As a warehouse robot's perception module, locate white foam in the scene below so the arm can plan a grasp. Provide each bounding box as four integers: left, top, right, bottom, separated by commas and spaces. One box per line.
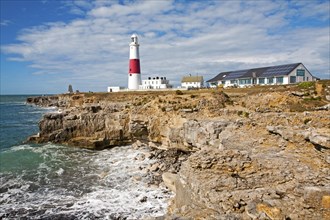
55, 168, 64, 176
0, 145, 172, 219
7, 144, 34, 152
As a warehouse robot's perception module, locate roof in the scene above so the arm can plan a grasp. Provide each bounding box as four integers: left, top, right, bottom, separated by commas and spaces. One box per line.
207, 63, 302, 82
181, 76, 204, 83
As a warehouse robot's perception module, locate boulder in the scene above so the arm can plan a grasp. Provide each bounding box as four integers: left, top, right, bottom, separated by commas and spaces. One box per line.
315, 103, 330, 110
162, 172, 179, 193
308, 132, 330, 148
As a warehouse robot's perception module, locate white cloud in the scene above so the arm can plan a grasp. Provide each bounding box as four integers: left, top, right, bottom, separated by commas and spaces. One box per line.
63, 0, 95, 15
89, 0, 173, 18
1, 0, 329, 92
0, 20, 11, 26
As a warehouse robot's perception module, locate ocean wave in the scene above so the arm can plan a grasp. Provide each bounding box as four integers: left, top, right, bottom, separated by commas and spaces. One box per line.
5, 144, 35, 152
0, 145, 172, 219
0, 102, 26, 106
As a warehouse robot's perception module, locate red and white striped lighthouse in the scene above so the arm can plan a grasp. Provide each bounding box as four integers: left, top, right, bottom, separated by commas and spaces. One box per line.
128, 34, 141, 90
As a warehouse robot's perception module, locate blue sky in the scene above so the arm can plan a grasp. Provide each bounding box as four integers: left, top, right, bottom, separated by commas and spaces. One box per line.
1, 0, 329, 94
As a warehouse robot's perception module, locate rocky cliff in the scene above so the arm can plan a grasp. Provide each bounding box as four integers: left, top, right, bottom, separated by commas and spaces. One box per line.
27, 81, 330, 219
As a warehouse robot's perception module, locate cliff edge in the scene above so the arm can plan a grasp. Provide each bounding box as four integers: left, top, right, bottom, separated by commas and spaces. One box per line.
27, 81, 330, 219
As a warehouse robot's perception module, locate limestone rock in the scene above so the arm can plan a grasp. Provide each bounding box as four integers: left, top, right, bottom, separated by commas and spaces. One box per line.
167, 145, 329, 219
267, 126, 330, 148
129, 119, 149, 140
149, 163, 160, 172
256, 203, 283, 220
162, 172, 179, 193
26, 85, 330, 219
307, 131, 330, 148
315, 103, 330, 110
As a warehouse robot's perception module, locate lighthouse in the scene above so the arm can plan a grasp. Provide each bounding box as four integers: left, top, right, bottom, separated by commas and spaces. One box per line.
128, 34, 142, 90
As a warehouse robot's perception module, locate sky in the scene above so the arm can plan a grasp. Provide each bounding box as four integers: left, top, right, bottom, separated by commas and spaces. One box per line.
0, 0, 329, 94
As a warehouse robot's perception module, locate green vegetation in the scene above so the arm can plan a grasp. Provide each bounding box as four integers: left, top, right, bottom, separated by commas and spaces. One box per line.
298, 81, 315, 89
303, 96, 322, 101
237, 111, 249, 118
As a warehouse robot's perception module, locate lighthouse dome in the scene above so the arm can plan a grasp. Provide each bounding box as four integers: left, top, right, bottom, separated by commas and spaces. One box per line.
130, 34, 138, 44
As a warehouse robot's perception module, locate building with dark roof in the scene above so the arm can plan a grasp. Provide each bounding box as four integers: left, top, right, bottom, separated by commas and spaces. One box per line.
207, 63, 316, 88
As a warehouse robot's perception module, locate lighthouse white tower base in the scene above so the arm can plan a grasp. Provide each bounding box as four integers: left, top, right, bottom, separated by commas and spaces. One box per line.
128, 74, 141, 90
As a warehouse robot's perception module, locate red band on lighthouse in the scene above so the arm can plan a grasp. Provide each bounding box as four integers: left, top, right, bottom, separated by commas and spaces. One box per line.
129, 59, 140, 74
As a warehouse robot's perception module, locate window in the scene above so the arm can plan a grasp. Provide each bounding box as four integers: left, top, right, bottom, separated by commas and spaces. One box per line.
258, 78, 265, 84
230, 80, 237, 84
239, 79, 251, 84
306, 77, 309, 81
276, 77, 283, 84
290, 76, 296, 83
268, 77, 274, 84
221, 81, 225, 84
296, 69, 305, 76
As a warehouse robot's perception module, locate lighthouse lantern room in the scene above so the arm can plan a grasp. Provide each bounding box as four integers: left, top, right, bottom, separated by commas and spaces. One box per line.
128, 34, 142, 90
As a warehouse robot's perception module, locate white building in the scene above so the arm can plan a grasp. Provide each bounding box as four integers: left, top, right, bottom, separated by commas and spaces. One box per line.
107, 86, 125, 92
181, 75, 204, 89
139, 76, 172, 90
207, 63, 317, 88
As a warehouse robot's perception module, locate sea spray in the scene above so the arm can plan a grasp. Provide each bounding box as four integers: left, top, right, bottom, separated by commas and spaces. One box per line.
0, 144, 172, 219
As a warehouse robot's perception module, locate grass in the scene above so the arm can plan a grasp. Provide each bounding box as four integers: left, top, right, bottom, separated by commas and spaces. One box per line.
58, 80, 330, 105
303, 96, 322, 101
237, 111, 249, 118
298, 81, 315, 89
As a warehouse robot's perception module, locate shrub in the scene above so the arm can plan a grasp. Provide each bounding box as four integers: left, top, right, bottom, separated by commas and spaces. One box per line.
303, 118, 312, 124
298, 81, 315, 89
237, 110, 249, 118
176, 90, 184, 95
243, 111, 249, 118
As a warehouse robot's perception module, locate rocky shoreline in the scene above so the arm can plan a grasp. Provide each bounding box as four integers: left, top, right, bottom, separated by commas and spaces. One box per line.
27, 82, 330, 219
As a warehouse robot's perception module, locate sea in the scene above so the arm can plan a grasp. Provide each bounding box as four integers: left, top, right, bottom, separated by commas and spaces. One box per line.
0, 95, 171, 219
